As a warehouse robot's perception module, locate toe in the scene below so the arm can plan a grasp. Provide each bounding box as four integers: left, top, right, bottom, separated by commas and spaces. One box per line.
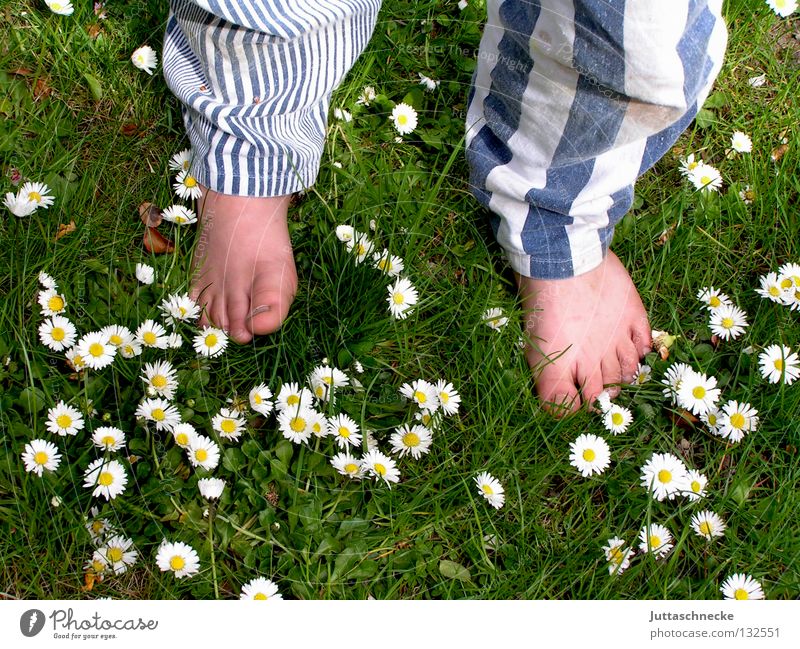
576, 365, 604, 409
227, 294, 254, 344
197, 297, 213, 329
601, 356, 623, 398
535, 365, 582, 416
617, 340, 640, 384
630, 313, 652, 357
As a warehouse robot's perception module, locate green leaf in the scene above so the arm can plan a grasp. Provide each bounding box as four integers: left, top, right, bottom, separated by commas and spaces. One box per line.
84, 73, 103, 102
400, 87, 424, 111
439, 559, 472, 582
694, 108, 716, 129
703, 91, 727, 109
275, 439, 294, 467
17, 386, 46, 413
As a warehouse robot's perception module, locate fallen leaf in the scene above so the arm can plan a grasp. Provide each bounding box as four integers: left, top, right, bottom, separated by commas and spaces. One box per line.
83, 572, 96, 592
771, 143, 788, 162
657, 223, 676, 246
33, 77, 52, 100
138, 201, 163, 227
143, 226, 174, 254
9, 67, 32, 77
120, 122, 138, 136
55, 220, 76, 240
86, 23, 102, 39
668, 409, 698, 430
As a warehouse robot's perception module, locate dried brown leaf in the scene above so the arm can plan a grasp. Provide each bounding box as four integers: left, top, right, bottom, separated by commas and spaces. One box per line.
142, 226, 174, 254
55, 220, 76, 240
138, 201, 162, 227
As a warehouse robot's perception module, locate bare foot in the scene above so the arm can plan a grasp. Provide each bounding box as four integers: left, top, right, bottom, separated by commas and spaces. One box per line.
190, 188, 297, 343
518, 251, 651, 415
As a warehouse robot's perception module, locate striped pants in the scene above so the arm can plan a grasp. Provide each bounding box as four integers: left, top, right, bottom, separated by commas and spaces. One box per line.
163, 1, 727, 280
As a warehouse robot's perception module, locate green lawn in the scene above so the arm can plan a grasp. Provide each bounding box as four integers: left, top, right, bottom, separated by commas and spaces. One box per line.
0, 0, 798, 600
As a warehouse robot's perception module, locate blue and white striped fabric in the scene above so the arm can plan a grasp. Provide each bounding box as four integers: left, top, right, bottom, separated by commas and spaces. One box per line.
162, 0, 380, 197
466, 0, 727, 279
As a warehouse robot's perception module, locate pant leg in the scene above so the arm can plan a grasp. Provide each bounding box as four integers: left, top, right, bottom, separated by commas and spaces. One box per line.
466, 0, 728, 279
162, 0, 381, 197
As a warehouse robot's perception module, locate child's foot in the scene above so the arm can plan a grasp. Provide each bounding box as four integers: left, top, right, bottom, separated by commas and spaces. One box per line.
517, 251, 651, 414
190, 189, 297, 343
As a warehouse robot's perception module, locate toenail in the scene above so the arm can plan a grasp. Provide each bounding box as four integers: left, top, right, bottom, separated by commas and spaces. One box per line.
249, 305, 271, 318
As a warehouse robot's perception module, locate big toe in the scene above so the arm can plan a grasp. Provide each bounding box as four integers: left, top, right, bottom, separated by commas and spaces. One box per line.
247, 289, 292, 336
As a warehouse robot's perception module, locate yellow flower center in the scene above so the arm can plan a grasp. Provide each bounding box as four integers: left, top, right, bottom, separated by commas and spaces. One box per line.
687, 161, 698, 171
91, 521, 104, 533
287, 394, 299, 406
322, 375, 334, 385
98, 472, 114, 487
179, 306, 187, 316
92, 560, 105, 572
769, 286, 780, 297
774, 358, 784, 371
220, 419, 237, 434
440, 392, 450, 404
780, 278, 792, 289
312, 422, 322, 434
481, 484, 493, 495
176, 432, 189, 446
649, 535, 661, 550
721, 317, 734, 329
56, 414, 72, 429
29, 191, 43, 203
344, 462, 358, 474
51, 327, 65, 341
658, 469, 672, 484
692, 386, 706, 399
109, 334, 122, 345
48, 295, 64, 311
253, 593, 268, 600
34, 451, 49, 465
709, 296, 721, 308
397, 115, 408, 125
195, 449, 208, 462
611, 412, 623, 426
102, 435, 116, 448
184, 175, 197, 188
89, 342, 105, 357
734, 588, 749, 600
378, 258, 390, 271
338, 426, 350, 438
151, 375, 167, 388
374, 463, 387, 476
420, 414, 431, 426
691, 480, 702, 493
170, 556, 185, 571
413, 390, 427, 403
700, 175, 712, 185
699, 522, 712, 537
122, 345, 134, 356
253, 394, 262, 404
707, 413, 717, 426
402, 432, 420, 447
143, 331, 157, 345
315, 385, 325, 398
393, 292, 405, 304
290, 417, 306, 433
729, 413, 745, 429
204, 333, 218, 348
609, 547, 623, 563
152, 408, 165, 421
582, 449, 595, 462
107, 547, 123, 563
175, 216, 186, 223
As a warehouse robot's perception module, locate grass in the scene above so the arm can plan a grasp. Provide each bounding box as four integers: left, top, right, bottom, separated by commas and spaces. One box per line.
0, 0, 798, 600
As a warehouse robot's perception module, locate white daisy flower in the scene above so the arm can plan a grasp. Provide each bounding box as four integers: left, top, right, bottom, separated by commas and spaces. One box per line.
187, 435, 220, 471
689, 162, 723, 192
353, 360, 364, 374
37, 271, 57, 289
38, 288, 67, 316
683, 469, 708, 501
46, 401, 84, 436
192, 326, 228, 358
390, 102, 418, 135
85, 514, 114, 545
135, 319, 168, 349
156, 541, 200, 579
210, 407, 245, 442
483, 307, 508, 330
141, 360, 179, 399
717, 400, 758, 443
758, 344, 799, 385
730, 131, 752, 153
766, 0, 797, 18
346, 231, 375, 264
172, 422, 198, 449
135, 263, 155, 285
638, 523, 673, 558
101, 536, 138, 575
275, 381, 314, 412
355, 85, 376, 106
85, 551, 109, 580
389, 424, 433, 459
595, 390, 613, 413
782, 285, 800, 311
158, 293, 201, 325
630, 362, 652, 385
691, 510, 726, 540
335, 224, 355, 242
739, 184, 756, 204
19, 181, 55, 208
240, 577, 282, 600
474, 471, 505, 509
198, 477, 225, 500
568, 434, 611, 477
333, 107, 352, 122
327, 413, 362, 449
362, 449, 401, 486
91, 426, 126, 452
778, 262, 800, 288
387, 276, 418, 319
277, 407, 314, 444
168, 148, 193, 172
330, 451, 364, 479
3, 191, 37, 216
640, 452, 689, 501
458, 0, 469, 9
39, 315, 77, 351
434, 380, 461, 416
414, 410, 442, 430
100, 324, 133, 349
399, 379, 439, 411
676, 369, 720, 415
603, 537, 634, 575
720, 573, 765, 600
162, 204, 197, 225
661, 362, 692, 401
83, 458, 128, 500
22, 439, 61, 476
65, 346, 87, 371
174, 170, 202, 200
755, 272, 787, 303
372, 249, 405, 277
709, 304, 748, 340
119, 339, 143, 358
131, 45, 158, 75
418, 73, 440, 92
135, 397, 181, 432
697, 286, 731, 311
308, 365, 349, 401
249, 383, 274, 416
76, 331, 116, 370
166, 332, 183, 349
700, 408, 724, 437
602, 404, 633, 435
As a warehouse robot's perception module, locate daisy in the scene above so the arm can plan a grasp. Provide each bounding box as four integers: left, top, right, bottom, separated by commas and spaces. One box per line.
308, 365, 349, 401
603, 537, 634, 575
19, 181, 55, 209
717, 400, 758, 443
730, 131, 752, 153
327, 413, 362, 449
249, 383, 274, 416
689, 162, 723, 192
483, 307, 508, 330
697, 286, 731, 311
333, 107, 352, 122
418, 73, 440, 92
161, 204, 197, 225
101, 536, 138, 575
355, 85, 376, 106
136, 319, 168, 349
83, 458, 128, 500
172, 422, 198, 448
362, 449, 401, 486
782, 285, 800, 311
778, 261, 800, 287
277, 407, 315, 444
167, 332, 183, 349
709, 304, 748, 340
630, 362, 652, 385
85, 513, 114, 545
661, 362, 692, 401
212, 407, 246, 442
135, 263, 155, 285
330, 451, 364, 479
474, 471, 505, 509
240, 577, 282, 600
720, 573, 765, 600
46, 401, 84, 436
119, 339, 143, 359
168, 148, 192, 172
156, 541, 200, 579
22, 439, 61, 476
91, 426, 126, 452
602, 404, 633, 435
335, 224, 355, 242
346, 232, 374, 264
399, 379, 439, 411
275, 381, 314, 412
159, 293, 201, 325
676, 369, 720, 415
640, 452, 689, 502
389, 424, 433, 459
65, 346, 87, 371
568, 434, 611, 477
193, 326, 228, 358
44, 0, 74, 15
38, 288, 67, 316
390, 102, 418, 135
387, 276, 418, 319
131, 45, 158, 74
766, 0, 797, 18
434, 380, 461, 416
38, 271, 57, 289
700, 408, 723, 436
691, 510, 726, 540
756, 272, 787, 303
3, 192, 37, 216
141, 360, 179, 399
458, 0, 468, 9
39, 315, 77, 351
100, 324, 132, 349
197, 477, 225, 500
758, 344, 799, 385
76, 331, 116, 370
188, 435, 220, 471
372, 249, 405, 277
679, 153, 701, 177
85, 551, 109, 580
135, 397, 181, 432
738, 184, 756, 205
174, 170, 202, 200
683, 469, 708, 501
638, 523, 673, 558
595, 390, 613, 413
